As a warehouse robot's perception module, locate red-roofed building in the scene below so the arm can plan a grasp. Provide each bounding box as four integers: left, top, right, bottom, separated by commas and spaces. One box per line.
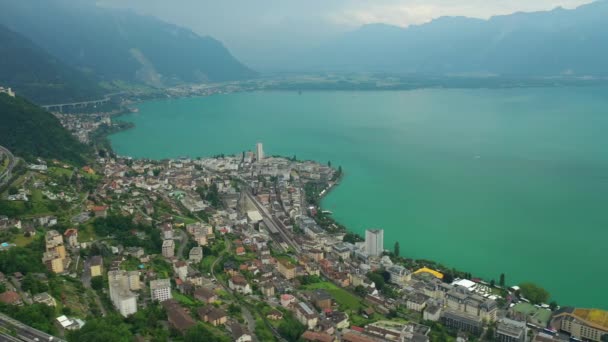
301, 331, 335, 342
92, 206, 108, 218
64, 228, 78, 248
236, 246, 246, 256
0, 291, 22, 305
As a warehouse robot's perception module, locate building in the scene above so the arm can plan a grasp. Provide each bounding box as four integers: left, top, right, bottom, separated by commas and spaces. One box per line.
406, 292, 430, 312
312, 289, 333, 310
441, 309, 483, 336
0, 87, 15, 97
198, 306, 227, 326
278, 259, 296, 280
89, 255, 103, 277
109, 279, 137, 317
365, 229, 384, 257
189, 246, 203, 263
229, 275, 252, 294
295, 302, 319, 330
162, 239, 175, 258
446, 286, 497, 322
256, 142, 264, 161
231, 323, 252, 342
387, 265, 411, 286
162, 299, 196, 334
150, 278, 172, 302
194, 287, 218, 303
42, 230, 68, 274
64, 229, 78, 248
495, 318, 527, 342
108, 270, 139, 291
551, 308, 608, 342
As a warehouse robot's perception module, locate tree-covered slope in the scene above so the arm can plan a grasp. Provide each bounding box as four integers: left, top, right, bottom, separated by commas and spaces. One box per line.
0, 0, 256, 86
0, 24, 104, 104
0, 93, 90, 165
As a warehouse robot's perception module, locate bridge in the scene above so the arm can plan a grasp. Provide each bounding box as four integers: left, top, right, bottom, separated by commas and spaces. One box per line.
40, 92, 126, 112
41, 97, 111, 112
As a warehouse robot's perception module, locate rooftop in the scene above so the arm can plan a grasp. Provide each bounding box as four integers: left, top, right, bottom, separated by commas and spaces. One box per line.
413, 267, 444, 279
573, 308, 608, 330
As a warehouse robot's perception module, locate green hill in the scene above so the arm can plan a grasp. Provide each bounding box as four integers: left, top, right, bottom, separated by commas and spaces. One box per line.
0, 24, 104, 104
0, 0, 256, 86
0, 93, 90, 165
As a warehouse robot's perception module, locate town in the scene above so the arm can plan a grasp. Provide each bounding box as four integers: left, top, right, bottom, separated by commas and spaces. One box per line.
1, 115, 608, 342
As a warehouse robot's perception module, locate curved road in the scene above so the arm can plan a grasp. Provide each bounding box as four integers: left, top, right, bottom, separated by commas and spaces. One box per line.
0, 145, 16, 187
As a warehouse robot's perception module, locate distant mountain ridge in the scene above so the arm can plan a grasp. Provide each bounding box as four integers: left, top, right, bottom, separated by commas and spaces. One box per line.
0, 0, 256, 86
0, 24, 104, 104
303, 0, 608, 76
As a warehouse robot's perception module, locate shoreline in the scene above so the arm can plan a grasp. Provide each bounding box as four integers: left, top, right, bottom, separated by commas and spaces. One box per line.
99, 94, 599, 312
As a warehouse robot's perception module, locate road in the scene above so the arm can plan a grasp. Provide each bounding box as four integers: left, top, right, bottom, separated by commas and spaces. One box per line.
176, 229, 188, 259
244, 191, 301, 254
0, 313, 64, 342
0, 146, 16, 187
80, 257, 107, 317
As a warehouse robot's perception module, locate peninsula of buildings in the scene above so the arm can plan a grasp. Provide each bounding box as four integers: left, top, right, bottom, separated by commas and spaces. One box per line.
1, 128, 607, 342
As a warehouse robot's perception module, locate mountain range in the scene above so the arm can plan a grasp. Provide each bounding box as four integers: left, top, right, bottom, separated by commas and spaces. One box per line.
0, 0, 255, 93
0, 24, 105, 104
297, 0, 608, 76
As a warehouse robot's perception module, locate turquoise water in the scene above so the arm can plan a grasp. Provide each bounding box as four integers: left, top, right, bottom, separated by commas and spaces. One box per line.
110, 88, 608, 308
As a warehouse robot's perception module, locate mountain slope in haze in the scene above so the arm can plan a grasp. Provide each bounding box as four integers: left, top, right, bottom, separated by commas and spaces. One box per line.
305, 0, 608, 76
0, 24, 104, 104
0, 93, 90, 165
0, 0, 256, 86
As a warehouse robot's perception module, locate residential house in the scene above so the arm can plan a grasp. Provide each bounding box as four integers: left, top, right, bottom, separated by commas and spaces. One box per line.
278, 259, 296, 280
295, 302, 319, 330
64, 229, 79, 248
197, 306, 227, 326
194, 287, 217, 304
162, 299, 196, 334
89, 255, 103, 277
229, 275, 252, 295
189, 247, 203, 263
162, 239, 175, 258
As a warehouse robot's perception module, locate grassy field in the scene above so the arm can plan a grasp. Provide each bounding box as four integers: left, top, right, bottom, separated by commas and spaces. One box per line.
303, 281, 365, 311
13, 234, 34, 247
172, 291, 196, 305
78, 223, 97, 242
49, 167, 73, 178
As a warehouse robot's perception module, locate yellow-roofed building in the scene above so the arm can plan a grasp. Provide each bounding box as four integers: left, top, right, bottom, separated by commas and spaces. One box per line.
413, 267, 444, 279
551, 308, 608, 341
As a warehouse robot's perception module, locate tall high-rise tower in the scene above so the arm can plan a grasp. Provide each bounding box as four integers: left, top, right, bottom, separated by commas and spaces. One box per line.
256, 142, 264, 161
365, 229, 384, 257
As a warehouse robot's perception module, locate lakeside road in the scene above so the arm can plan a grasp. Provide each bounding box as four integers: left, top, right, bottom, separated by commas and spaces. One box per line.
0, 145, 16, 187
0, 312, 64, 342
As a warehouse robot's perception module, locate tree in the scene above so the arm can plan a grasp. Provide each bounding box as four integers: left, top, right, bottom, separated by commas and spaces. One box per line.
327, 161, 331, 167
549, 301, 558, 311
91, 276, 104, 291
278, 312, 306, 342
490, 279, 496, 287
394, 241, 400, 257
518, 282, 550, 304
184, 324, 222, 342
67, 315, 133, 342
499, 273, 505, 287
601, 333, 608, 342
485, 326, 495, 341
355, 285, 368, 297
8, 186, 18, 195
367, 272, 385, 290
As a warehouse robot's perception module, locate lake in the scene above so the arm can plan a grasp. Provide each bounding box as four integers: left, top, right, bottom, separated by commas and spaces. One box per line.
110, 88, 608, 308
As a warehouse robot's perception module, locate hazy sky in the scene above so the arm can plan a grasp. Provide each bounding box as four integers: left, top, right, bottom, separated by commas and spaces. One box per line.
99, 0, 594, 68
